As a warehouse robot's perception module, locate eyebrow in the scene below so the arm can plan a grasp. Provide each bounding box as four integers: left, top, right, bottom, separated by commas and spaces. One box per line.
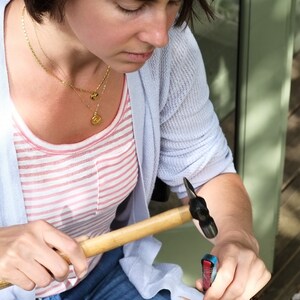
137, 0, 183, 3
131, 0, 179, 4
136, 0, 159, 3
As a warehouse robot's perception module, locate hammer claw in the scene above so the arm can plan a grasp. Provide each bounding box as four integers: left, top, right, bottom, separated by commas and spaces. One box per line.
183, 177, 218, 239
183, 177, 197, 199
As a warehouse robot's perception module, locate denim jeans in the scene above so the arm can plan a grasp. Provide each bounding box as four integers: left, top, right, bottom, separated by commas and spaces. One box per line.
41, 247, 170, 300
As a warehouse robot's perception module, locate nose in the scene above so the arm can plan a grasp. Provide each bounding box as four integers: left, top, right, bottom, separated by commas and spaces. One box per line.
138, 12, 170, 48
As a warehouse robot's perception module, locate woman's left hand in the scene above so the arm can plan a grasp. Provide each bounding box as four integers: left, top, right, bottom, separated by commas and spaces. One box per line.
195, 231, 271, 299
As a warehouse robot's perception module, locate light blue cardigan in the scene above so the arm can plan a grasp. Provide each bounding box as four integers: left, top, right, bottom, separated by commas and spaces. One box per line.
0, 1, 235, 299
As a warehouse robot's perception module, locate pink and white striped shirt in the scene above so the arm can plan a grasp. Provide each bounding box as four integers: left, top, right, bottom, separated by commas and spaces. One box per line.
12, 81, 138, 297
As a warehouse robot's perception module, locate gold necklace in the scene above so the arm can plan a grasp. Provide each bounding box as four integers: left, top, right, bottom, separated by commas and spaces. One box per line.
29, 15, 111, 125
21, 6, 111, 126
21, 6, 110, 101
72, 72, 110, 126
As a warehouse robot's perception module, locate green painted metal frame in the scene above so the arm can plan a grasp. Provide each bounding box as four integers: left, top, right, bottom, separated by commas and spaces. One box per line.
236, 0, 296, 270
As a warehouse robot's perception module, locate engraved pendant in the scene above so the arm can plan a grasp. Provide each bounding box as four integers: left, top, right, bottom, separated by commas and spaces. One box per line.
91, 112, 102, 125
90, 91, 99, 100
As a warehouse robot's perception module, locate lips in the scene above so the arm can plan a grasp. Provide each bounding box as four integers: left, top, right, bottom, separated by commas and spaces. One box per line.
123, 50, 154, 63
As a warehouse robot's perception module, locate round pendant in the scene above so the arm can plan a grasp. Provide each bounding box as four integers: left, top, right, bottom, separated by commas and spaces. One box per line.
90, 92, 99, 100
91, 113, 102, 125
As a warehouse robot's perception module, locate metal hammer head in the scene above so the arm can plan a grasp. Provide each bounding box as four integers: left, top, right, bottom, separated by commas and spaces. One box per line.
183, 177, 218, 239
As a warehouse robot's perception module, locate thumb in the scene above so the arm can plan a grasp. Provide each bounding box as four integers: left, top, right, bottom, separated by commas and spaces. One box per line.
75, 235, 90, 244
195, 278, 204, 292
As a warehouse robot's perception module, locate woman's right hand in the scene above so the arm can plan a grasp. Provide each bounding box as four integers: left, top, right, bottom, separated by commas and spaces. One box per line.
0, 220, 88, 290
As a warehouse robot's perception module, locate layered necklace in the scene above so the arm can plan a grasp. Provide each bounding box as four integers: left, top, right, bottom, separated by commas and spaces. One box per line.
21, 6, 110, 126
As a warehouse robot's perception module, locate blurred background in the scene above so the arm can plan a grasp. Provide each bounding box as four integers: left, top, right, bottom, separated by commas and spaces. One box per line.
150, 0, 300, 298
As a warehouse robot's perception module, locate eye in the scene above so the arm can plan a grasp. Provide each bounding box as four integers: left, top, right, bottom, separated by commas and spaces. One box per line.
168, 0, 182, 7
116, 0, 182, 16
116, 3, 147, 15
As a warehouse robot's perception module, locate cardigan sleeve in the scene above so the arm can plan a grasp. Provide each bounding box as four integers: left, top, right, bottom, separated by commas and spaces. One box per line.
157, 26, 235, 198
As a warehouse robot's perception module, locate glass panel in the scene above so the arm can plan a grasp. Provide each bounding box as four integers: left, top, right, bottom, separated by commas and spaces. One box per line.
191, 0, 240, 152
294, 0, 300, 52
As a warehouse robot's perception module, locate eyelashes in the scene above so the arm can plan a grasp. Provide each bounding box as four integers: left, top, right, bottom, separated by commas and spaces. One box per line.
116, 4, 147, 15
116, 1, 183, 16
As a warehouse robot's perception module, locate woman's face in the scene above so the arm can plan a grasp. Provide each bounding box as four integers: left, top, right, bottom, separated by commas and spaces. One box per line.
64, 0, 182, 73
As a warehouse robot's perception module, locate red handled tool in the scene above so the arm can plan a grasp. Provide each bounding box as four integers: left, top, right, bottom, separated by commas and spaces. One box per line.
201, 254, 218, 292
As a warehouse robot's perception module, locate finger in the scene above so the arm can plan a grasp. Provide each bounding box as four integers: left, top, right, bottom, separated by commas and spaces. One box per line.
240, 260, 271, 299
195, 278, 203, 291
34, 246, 71, 282
221, 257, 271, 300
15, 258, 53, 288
75, 235, 90, 243
0, 234, 54, 288
204, 255, 237, 299
1, 268, 36, 291
43, 229, 88, 278
219, 251, 255, 299
11, 226, 72, 283
2, 254, 50, 290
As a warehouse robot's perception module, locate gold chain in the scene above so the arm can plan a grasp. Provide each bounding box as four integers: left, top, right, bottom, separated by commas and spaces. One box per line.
72, 71, 110, 126
21, 6, 111, 126
21, 6, 110, 101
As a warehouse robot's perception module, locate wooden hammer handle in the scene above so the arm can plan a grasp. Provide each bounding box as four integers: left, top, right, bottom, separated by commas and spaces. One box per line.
0, 205, 192, 290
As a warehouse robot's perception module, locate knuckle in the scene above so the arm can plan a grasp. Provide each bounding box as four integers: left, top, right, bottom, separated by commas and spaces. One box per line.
245, 249, 257, 262
36, 274, 53, 288
21, 280, 36, 291
32, 219, 49, 227
64, 239, 80, 254
254, 257, 268, 274
220, 269, 234, 284
52, 262, 70, 280
0, 250, 15, 266
17, 233, 34, 247
263, 269, 272, 283
73, 258, 88, 278
222, 243, 237, 255
28, 220, 49, 233
255, 258, 265, 269
229, 282, 245, 297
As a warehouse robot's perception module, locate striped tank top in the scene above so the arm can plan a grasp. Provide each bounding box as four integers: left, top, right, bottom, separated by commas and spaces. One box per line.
12, 81, 138, 297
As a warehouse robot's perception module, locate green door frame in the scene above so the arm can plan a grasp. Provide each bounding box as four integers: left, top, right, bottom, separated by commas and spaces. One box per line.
236, 0, 296, 270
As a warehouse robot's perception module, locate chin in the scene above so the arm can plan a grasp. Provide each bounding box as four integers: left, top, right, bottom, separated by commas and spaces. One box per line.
112, 61, 146, 74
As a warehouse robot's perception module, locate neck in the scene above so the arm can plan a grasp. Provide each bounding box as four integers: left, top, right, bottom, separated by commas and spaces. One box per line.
22, 4, 104, 81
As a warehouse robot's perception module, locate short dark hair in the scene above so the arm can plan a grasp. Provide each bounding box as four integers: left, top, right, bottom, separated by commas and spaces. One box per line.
24, 0, 214, 25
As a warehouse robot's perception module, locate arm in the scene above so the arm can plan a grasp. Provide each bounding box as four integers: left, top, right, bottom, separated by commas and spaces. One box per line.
182, 173, 271, 299
157, 27, 270, 298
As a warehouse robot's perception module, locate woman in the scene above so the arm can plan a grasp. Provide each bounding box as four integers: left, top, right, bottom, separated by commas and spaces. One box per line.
0, 0, 271, 299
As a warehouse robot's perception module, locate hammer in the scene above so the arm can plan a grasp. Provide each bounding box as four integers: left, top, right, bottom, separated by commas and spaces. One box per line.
0, 177, 218, 289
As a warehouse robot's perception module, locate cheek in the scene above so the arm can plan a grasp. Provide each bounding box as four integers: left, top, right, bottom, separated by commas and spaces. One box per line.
70, 16, 133, 57
65, 5, 126, 53
74, 24, 123, 56
85, 27, 119, 51
88, 29, 131, 60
